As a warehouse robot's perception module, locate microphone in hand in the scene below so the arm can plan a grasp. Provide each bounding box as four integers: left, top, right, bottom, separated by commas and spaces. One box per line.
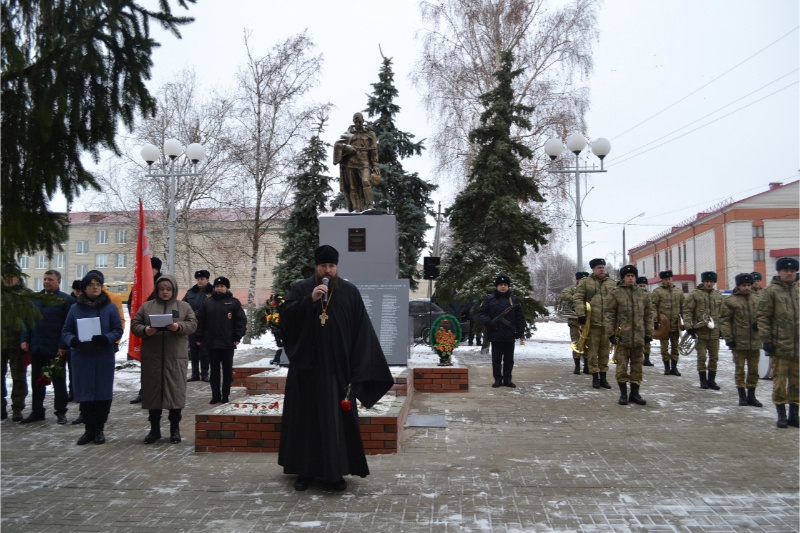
322, 277, 329, 303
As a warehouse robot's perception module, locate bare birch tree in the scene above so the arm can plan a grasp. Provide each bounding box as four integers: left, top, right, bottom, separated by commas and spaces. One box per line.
229, 30, 328, 342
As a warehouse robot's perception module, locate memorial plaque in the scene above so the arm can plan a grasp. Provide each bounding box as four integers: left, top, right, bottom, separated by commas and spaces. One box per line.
352, 279, 409, 365
348, 228, 366, 252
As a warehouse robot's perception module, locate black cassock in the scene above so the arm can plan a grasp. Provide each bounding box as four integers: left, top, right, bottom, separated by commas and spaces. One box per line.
278, 276, 394, 482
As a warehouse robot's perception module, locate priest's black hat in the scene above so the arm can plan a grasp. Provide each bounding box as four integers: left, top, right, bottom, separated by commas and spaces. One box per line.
314, 245, 339, 265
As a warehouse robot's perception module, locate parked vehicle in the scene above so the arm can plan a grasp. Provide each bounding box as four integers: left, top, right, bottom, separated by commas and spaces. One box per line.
409, 298, 470, 343
104, 281, 132, 304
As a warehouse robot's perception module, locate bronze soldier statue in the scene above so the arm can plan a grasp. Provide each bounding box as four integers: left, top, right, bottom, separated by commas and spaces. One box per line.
333, 112, 381, 212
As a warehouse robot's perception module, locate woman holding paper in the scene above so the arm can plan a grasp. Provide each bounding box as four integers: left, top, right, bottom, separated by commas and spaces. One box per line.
61, 271, 123, 445
131, 274, 197, 444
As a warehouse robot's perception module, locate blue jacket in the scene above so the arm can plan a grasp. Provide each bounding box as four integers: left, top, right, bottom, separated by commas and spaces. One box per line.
21, 290, 74, 353
61, 294, 123, 402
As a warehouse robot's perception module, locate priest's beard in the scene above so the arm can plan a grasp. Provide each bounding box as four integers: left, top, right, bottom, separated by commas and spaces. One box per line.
315, 273, 339, 292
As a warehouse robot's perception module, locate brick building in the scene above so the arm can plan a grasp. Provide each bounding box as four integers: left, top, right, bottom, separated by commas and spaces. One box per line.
629, 181, 799, 292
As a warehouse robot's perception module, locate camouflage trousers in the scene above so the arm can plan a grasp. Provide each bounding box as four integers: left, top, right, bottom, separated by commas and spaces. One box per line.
643, 338, 651, 356
732, 349, 760, 389
660, 330, 680, 361
696, 335, 720, 372
771, 357, 799, 405
587, 325, 610, 373
568, 324, 581, 360
613, 344, 644, 385
1, 347, 28, 415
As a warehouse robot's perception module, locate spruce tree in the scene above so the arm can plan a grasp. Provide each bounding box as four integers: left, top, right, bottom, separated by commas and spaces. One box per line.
272, 116, 334, 294
436, 51, 551, 330
364, 54, 437, 291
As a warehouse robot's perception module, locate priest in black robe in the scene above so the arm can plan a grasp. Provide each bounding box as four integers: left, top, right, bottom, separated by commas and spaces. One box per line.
278, 245, 394, 492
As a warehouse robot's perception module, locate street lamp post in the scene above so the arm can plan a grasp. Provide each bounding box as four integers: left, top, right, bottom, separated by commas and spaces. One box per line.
622, 212, 645, 265
545, 133, 610, 269
141, 139, 206, 275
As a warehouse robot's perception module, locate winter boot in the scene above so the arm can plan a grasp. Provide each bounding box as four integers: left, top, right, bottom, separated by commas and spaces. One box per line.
169, 409, 182, 444
663, 360, 671, 375
643, 354, 654, 366
746, 387, 762, 407
94, 424, 106, 445
629, 383, 647, 405
144, 410, 162, 444
77, 424, 95, 446
699, 371, 708, 389
201, 373, 209, 382
670, 360, 681, 376
502, 378, 517, 388
618, 382, 628, 405
707, 371, 720, 390
573, 359, 581, 375
582, 357, 590, 374
592, 373, 601, 389
492, 378, 502, 388
788, 404, 799, 428
776, 404, 788, 428
737, 387, 748, 406
599, 372, 612, 389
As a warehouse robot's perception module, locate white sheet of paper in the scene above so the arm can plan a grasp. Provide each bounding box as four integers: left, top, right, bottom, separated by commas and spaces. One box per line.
76, 317, 101, 342
149, 314, 174, 328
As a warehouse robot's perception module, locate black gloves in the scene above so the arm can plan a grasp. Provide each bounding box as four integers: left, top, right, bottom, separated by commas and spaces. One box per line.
644, 335, 653, 344
687, 328, 697, 339
763, 342, 776, 354
69, 338, 81, 348
752, 323, 759, 332
726, 339, 736, 350
92, 335, 110, 347
608, 334, 617, 345
578, 316, 587, 325
653, 322, 659, 331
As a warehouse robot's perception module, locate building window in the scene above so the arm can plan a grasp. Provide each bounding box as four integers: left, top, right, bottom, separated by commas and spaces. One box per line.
95, 254, 109, 268
34, 278, 43, 291
76, 264, 88, 278
682, 282, 689, 293
677, 247, 681, 268
77, 240, 89, 254
35, 254, 48, 269
54, 253, 65, 269
753, 249, 766, 262
683, 243, 687, 264
116, 229, 128, 244
96, 230, 108, 245
18, 255, 29, 269
752, 225, 764, 238
115, 254, 127, 268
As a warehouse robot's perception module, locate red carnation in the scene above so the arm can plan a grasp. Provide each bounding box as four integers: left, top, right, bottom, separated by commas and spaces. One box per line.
340, 399, 351, 412
37, 375, 51, 386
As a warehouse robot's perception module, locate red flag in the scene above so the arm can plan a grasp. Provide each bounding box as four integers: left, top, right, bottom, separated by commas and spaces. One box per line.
128, 201, 154, 361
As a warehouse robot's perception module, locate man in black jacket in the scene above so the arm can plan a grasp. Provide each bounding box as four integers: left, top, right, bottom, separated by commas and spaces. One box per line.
476, 275, 526, 388
182, 269, 213, 382
195, 276, 247, 404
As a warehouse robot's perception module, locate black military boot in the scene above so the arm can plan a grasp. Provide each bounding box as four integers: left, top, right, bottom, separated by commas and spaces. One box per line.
582, 357, 590, 374
94, 424, 106, 445
629, 383, 647, 405
77, 424, 95, 446
746, 387, 762, 407
618, 382, 628, 405
737, 387, 747, 406
492, 377, 502, 388
663, 360, 671, 375
776, 404, 788, 428
168, 409, 182, 443
670, 360, 681, 376
599, 372, 612, 389
573, 359, 581, 375
592, 373, 601, 389
144, 410, 162, 444
699, 371, 708, 389
707, 371, 720, 390
643, 354, 654, 366
788, 404, 799, 427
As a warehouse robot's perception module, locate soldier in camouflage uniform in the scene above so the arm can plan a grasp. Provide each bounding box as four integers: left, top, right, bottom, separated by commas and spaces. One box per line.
650, 270, 685, 376
637, 277, 655, 366
1, 264, 30, 421
750, 271, 773, 379
683, 271, 724, 391
756, 257, 799, 429
606, 265, 653, 406
573, 258, 616, 390
558, 271, 589, 375
720, 273, 762, 407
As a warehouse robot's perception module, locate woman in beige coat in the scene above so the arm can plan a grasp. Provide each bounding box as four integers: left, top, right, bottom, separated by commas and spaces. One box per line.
131, 275, 197, 444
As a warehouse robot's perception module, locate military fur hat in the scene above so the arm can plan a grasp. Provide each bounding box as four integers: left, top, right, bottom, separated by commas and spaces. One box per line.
588, 258, 605, 269
735, 273, 754, 286
619, 265, 638, 278
2, 262, 21, 277
314, 245, 339, 265
776, 257, 799, 271
494, 275, 511, 287
700, 271, 717, 283
151, 256, 162, 271
659, 270, 673, 279
636, 276, 648, 285
71, 279, 82, 291
575, 271, 589, 280
750, 271, 762, 281
213, 276, 230, 289
194, 269, 211, 279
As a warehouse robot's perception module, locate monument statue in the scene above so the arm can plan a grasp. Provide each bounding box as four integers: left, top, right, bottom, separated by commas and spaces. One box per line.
333, 112, 381, 212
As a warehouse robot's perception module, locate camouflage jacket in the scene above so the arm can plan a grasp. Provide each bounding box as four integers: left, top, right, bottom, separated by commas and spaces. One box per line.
604, 281, 654, 347
682, 284, 724, 341
719, 287, 760, 351
558, 285, 578, 326
757, 277, 799, 360
573, 274, 615, 328
650, 284, 684, 331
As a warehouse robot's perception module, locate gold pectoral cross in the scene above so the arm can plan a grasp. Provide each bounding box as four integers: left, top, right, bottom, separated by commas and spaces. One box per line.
320, 311, 328, 326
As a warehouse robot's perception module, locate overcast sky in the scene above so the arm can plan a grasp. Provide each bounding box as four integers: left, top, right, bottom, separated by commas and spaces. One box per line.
72, 0, 799, 268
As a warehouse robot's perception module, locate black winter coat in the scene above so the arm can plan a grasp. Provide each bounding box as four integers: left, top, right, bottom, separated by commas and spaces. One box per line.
182, 284, 213, 313
195, 291, 247, 350
476, 290, 525, 343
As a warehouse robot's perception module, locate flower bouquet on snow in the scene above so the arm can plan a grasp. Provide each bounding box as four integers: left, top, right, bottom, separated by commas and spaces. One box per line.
37, 354, 64, 386
433, 325, 458, 367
